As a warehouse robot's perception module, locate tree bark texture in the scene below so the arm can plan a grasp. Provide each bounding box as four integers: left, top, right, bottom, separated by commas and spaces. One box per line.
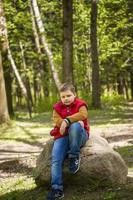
0, 52, 10, 123
130, 71, 133, 99
0, 0, 10, 123
31, 0, 61, 90
62, 0, 73, 83
4, 66, 14, 117
30, 3, 49, 98
90, 0, 101, 108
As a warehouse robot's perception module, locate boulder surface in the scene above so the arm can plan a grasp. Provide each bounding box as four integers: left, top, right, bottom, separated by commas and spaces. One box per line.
35, 134, 128, 187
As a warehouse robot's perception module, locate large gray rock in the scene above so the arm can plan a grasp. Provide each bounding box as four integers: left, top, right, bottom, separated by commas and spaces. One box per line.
34, 134, 128, 187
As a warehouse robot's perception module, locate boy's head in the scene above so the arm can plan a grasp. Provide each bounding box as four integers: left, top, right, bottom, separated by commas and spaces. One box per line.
59, 83, 76, 106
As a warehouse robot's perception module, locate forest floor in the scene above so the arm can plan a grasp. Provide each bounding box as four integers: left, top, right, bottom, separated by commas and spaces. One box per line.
0, 102, 133, 200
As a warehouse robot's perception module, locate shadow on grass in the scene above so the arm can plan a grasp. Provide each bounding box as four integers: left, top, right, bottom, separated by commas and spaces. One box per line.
90, 107, 133, 125
17, 125, 45, 148
0, 186, 46, 200
0, 159, 35, 177
16, 112, 52, 125
0, 124, 48, 148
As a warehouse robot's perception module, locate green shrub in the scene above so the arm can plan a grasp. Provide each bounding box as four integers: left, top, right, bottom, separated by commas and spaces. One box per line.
34, 96, 58, 113
101, 93, 125, 108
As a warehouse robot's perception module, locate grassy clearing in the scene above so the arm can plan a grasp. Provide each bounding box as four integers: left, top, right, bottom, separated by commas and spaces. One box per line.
0, 103, 133, 200
0, 103, 132, 143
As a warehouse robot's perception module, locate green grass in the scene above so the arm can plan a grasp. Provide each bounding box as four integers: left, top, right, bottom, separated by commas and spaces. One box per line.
0, 178, 133, 200
116, 146, 133, 168
89, 104, 133, 126
0, 103, 133, 200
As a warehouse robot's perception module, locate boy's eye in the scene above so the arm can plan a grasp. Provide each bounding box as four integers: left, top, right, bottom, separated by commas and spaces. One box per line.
61, 94, 71, 98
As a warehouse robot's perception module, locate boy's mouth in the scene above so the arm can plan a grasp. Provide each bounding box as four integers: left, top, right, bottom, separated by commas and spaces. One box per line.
64, 101, 70, 104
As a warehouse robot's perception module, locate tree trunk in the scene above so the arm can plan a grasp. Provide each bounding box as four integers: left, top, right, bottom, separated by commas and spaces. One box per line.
0, 52, 10, 123
31, 0, 61, 90
90, 0, 101, 108
130, 71, 133, 99
116, 73, 124, 95
29, 1, 41, 54
62, 0, 73, 83
8, 48, 27, 96
0, 0, 10, 123
8, 47, 32, 118
19, 41, 33, 112
30, 3, 49, 99
123, 74, 129, 100
4, 66, 14, 117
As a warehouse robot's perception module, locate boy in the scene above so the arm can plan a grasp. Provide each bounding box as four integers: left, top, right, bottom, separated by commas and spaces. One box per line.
46, 83, 90, 200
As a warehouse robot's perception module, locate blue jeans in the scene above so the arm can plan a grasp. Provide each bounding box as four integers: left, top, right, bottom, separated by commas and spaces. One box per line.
51, 122, 89, 191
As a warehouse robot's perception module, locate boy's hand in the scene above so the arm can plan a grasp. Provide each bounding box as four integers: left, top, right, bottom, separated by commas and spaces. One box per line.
60, 120, 67, 135
78, 121, 84, 128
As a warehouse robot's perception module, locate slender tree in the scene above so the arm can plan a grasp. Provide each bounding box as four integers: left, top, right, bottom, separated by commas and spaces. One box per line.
19, 41, 33, 108
31, 0, 61, 90
90, 0, 101, 108
30, 2, 49, 98
8, 47, 32, 117
62, 0, 73, 83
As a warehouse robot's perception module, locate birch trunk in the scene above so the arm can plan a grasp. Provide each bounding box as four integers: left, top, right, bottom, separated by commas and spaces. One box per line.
8, 47, 33, 117
30, 3, 49, 98
8, 47, 27, 96
30, 2, 41, 54
0, 0, 27, 97
19, 41, 33, 115
31, 0, 61, 90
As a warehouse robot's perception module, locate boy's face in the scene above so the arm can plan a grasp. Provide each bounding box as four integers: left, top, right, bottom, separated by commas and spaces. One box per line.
60, 90, 76, 106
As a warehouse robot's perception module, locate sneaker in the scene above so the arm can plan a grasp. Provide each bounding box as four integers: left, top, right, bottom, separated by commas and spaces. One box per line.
69, 156, 81, 174
46, 189, 64, 200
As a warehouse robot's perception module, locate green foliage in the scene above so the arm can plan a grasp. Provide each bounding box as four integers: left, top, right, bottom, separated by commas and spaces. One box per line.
99, 0, 132, 89
101, 93, 125, 107
2, 0, 132, 113
103, 191, 120, 200
34, 96, 58, 113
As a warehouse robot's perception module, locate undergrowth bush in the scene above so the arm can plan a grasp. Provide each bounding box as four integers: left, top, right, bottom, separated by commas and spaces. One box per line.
35, 96, 58, 113
101, 93, 125, 108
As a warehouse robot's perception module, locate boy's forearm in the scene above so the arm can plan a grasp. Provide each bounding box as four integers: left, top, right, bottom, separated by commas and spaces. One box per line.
52, 110, 63, 127
67, 106, 88, 123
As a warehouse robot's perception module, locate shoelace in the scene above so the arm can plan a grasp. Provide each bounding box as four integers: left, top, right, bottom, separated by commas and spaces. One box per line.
75, 159, 79, 165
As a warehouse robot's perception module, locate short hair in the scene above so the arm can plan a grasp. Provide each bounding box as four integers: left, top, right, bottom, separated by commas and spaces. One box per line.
59, 83, 75, 94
